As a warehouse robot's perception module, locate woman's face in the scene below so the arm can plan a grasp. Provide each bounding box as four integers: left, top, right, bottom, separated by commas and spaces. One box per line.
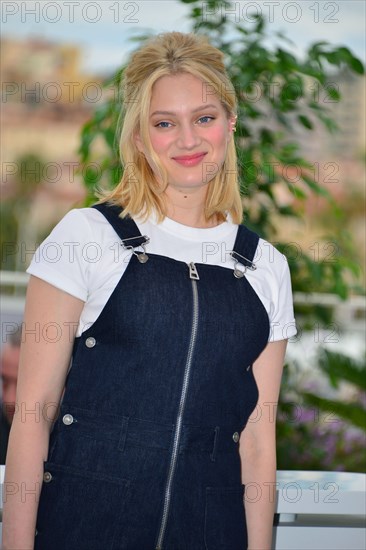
136, 72, 235, 194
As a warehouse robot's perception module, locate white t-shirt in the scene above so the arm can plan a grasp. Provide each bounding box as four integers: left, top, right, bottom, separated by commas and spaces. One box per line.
26, 208, 297, 341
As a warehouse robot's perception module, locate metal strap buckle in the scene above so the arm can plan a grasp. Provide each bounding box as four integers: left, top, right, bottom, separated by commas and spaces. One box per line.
121, 235, 150, 264
121, 235, 150, 246
229, 251, 257, 278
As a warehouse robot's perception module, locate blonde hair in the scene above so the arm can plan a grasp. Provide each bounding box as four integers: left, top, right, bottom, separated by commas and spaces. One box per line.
99, 32, 243, 224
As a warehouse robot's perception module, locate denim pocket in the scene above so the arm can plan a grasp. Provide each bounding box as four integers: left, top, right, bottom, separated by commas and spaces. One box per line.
35, 461, 130, 550
204, 485, 247, 550
48, 406, 129, 483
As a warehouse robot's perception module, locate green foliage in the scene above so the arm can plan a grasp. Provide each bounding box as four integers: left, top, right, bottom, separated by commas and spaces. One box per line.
302, 350, 366, 430
277, 351, 366, 472
79, 81, 123, 200
1, 153, 46, 272
302, 393, 365, 430
0, 203, 18, 271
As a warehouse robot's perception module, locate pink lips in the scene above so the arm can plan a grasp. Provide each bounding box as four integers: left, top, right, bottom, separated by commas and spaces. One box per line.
172, 152, 207, 167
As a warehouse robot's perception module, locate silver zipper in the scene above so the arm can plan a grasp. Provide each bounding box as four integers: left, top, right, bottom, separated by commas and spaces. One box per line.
155, 263, 200, 549
188, 261, 200, 280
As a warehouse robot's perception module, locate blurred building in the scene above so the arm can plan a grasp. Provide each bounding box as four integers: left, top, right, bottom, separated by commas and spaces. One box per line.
264, 69, 366, 278
1, 37, 111, 233
292, 70, 366, 161
327, 70, 366, 157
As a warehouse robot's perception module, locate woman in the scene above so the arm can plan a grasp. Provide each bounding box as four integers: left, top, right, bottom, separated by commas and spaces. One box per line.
3, 32, 297, 550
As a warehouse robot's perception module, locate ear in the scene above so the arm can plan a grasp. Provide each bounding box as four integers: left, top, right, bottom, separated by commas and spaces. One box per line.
228, 114, 237, 134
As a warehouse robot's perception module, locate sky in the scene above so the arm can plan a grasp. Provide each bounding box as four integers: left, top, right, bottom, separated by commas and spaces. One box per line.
1, 0, 365, 75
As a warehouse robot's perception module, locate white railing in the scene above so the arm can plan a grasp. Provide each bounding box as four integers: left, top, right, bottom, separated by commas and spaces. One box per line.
0, 271, 29, 287
273, 470, 366, 549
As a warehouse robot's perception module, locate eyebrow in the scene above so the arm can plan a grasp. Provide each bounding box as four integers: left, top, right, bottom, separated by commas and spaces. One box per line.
150, 104, 219, 118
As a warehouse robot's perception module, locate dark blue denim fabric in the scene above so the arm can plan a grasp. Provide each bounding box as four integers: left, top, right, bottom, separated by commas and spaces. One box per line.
34, 204, 270, 550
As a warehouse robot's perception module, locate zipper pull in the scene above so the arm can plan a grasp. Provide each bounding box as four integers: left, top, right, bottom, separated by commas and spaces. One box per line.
188, 262, 200, 280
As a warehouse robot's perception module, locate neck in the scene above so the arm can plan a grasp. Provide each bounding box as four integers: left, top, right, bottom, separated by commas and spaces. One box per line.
163, 187, 219, 228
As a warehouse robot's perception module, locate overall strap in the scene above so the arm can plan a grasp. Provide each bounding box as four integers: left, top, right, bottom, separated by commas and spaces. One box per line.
92, 203, 149, 248
231, 224, 260, 270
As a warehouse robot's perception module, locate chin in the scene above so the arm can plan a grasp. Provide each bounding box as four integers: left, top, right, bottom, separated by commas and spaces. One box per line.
172, 179, 212, 191
170, 172, 217, 188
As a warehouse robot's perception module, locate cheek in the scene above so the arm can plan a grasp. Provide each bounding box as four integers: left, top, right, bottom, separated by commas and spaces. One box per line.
150, 132, 171, 154
209, 126, 229, 148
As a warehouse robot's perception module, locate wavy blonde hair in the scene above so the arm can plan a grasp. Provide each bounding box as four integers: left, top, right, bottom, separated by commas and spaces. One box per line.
99, 32, 243, 224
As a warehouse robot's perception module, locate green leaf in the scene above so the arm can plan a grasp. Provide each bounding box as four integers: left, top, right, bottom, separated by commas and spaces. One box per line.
338, 47, 365, 74
318, 113, 338, 133
298, 115, 313, 130
285, 183, 307, 200
103, 128, 117, 149
277, 205, 298, 217
349, 57, 365, 74
303, 393, 366, 431
302, 175, 331, 197
325, 85, 341, 102
319, 350, 366, 390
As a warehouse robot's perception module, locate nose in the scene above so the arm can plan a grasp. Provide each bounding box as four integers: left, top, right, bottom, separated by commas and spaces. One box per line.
176, 122, 201, 150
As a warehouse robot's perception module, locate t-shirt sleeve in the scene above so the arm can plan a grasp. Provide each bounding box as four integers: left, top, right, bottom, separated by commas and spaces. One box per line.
270, 258, 297, 342
26, 209, 93, 301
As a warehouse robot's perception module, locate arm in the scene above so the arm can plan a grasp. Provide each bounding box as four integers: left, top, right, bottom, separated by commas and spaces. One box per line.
240, 339, 287, 550
2, 276, 84, 550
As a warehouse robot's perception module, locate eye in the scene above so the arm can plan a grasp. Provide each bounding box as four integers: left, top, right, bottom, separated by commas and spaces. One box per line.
155, 121, 173, 128
197, 115, 215, 124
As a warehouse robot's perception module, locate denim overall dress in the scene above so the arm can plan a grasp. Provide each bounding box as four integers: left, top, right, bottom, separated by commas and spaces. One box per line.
34, 203, 270, 550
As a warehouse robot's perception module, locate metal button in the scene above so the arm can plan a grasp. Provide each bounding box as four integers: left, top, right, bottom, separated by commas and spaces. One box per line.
246, 365, 251, 371
232, 432, 240, 443
85, 336, 96, 348
62, 413, 74, 425
43, 471, 52, 483
35, 529, 38, 536
137, 252, 149, 263
233, 268, 245, 279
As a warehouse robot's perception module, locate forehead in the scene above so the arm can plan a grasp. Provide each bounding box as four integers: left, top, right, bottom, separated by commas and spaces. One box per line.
150, 73, 224, 111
